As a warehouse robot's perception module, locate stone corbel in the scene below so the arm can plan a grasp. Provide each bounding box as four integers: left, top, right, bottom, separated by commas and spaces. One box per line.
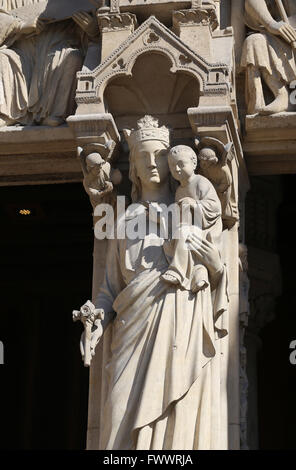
188, 106, 249, 229
173, 3, 218, 61
67, 113, 120, 158
67, 113, 121, 209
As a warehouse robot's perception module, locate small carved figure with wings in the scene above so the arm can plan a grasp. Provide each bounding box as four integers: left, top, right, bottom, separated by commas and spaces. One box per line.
79, 142, 122, 208
195, 137, 238, 228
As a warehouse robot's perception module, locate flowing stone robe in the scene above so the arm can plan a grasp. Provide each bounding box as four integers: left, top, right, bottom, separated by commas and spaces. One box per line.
28, 21, 85, 124
241, 0, 296, 86
0, 9, 32, 123
95, 203, 228, 450
0, 7, 85, 125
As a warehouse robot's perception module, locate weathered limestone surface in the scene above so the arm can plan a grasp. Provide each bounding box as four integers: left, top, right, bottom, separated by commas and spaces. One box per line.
1, 0, 296, 451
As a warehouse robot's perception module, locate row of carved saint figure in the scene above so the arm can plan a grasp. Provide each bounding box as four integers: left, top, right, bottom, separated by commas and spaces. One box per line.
1, 0, 296, 127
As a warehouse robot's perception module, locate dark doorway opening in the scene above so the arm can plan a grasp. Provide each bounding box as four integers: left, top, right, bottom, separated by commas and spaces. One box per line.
247, 175, 296, 449
0, 183, 93, 449
257, 174, 296, 449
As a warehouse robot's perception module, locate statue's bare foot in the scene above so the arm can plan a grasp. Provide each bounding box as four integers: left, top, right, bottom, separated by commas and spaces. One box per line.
42, 116, 64, 127
161, 272, 180, 285
191, 279, 208, 294
259, 88, 289, 115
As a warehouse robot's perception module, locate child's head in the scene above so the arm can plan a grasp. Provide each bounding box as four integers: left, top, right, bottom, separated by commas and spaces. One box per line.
198, 147, 218, 170
168, 145, 197, 182
86, 152, 105, 172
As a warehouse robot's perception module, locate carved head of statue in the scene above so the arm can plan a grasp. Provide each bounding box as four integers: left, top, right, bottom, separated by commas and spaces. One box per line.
86, 153, 105, 169
124, 116, 170, 202
168, 145, 197, 183
198, 147, 219, 170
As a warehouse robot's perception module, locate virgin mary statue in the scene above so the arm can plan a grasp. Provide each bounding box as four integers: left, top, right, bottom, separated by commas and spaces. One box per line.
89, 116, 229, 450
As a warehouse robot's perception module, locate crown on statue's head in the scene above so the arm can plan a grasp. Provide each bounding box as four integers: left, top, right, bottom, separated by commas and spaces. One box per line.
123, 116, 170, 150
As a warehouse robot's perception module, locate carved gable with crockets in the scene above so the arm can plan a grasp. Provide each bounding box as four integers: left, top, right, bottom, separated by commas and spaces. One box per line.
76, 15, 231, 108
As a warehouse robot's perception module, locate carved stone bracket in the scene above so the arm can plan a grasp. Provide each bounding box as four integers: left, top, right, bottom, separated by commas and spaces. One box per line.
67, 113, 121, 210
67, 113, 120, 160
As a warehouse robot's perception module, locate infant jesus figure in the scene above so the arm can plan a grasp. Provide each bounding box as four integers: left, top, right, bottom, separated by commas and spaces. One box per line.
161, 145, 223, 293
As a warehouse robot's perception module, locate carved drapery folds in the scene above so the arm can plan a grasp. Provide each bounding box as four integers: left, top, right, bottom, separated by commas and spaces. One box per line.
0, 1, 99, 128
68, 0, 250, 451
240, 0, 296, 116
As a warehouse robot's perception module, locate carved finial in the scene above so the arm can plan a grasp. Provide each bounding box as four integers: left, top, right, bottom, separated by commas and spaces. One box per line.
137, 115, 159, 129
123, 115, 170, 150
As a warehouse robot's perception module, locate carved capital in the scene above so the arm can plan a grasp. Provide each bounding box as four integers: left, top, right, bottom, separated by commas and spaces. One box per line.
173, 7, 218, 34
97, 13, 137, 33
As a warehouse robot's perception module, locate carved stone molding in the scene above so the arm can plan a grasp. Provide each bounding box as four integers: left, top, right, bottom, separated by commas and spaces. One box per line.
243, 113, 296, 175
97, 12, 137, 33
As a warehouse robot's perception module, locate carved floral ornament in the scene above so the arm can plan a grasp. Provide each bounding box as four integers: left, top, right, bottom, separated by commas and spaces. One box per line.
172, 8, 219, 31
97, 12, 138, 33
76, 16, 230, 105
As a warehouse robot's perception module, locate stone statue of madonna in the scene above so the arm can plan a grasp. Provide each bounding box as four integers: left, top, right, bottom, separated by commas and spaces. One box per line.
82, 116, 229, 450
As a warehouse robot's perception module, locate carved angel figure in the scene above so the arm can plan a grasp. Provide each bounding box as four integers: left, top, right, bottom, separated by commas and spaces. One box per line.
241, 0, 296, 115
80, 143, 122, 208
196, 137, 237, 227
0, 1, 98, 127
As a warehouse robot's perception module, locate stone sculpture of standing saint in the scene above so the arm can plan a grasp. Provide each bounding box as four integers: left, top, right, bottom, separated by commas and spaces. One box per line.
241, 0, 296, 115
80, 116, 229, 450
